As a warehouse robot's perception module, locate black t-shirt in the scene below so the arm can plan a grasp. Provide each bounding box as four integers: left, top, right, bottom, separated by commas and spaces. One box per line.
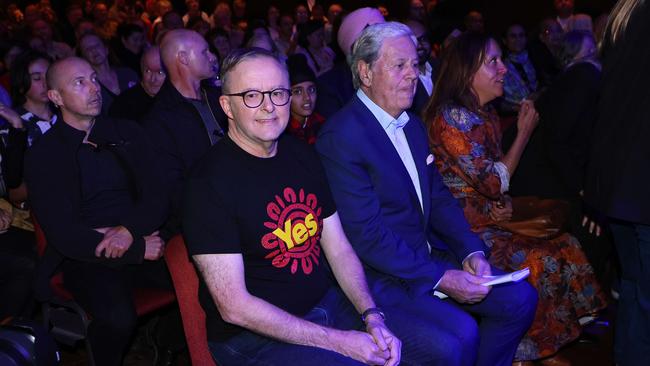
184, 135, 336, 341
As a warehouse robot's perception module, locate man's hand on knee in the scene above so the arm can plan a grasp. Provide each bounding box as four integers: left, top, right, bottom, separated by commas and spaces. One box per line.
365, 318, 401, 366
438, 269, 492, 304
330, 329, 392, 365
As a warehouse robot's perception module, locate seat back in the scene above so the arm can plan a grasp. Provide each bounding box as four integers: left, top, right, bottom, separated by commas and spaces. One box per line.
164, 235, 216, 366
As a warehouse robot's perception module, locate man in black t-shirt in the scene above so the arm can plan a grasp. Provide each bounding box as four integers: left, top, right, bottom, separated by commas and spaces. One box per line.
183, 48, 401, 366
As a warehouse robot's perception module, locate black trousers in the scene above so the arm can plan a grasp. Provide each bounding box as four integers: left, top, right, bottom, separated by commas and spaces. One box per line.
0, 228, 36, 321
62, 259, 172, 366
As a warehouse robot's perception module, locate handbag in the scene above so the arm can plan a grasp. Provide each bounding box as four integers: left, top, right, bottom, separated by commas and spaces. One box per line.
494, 196, 570, 239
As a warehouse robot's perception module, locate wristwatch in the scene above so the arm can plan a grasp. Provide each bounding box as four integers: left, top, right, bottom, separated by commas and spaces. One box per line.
361, 307, 386, 323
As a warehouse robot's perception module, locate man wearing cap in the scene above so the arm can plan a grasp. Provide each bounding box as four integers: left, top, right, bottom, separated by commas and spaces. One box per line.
315, 7, 384, 118
317, 22, 537, 366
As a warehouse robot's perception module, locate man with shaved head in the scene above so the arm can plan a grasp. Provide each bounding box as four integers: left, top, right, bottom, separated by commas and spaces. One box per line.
109, 46, 167, 121
143, 29, 227, 239
25, 57, 169, 366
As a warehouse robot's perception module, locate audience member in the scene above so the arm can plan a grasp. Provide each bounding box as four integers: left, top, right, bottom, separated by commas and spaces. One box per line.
206, 27, 231, 63
0, 51, 55, 210
184, 46, 401, 366
59, 3, 84, 47
317, 22, 537, 366
501, 23, 538, 114
91, 1, 119, 41
554, 0, 575, 32
210, 2, 232, 31
143, 29, 226, 239
585, 1, 650, 363
24, 56, 168, 366
186, 16, 210, 38
109, 46, 165, 122
315, 7, 384, 118
30, 18, 73, 61
408, 0, 427, 23
285, 54, 324, 145
405, 20, 437, 116
182, 0, 209, 26
425, 31, 606, 365
517, 30, 611, 286
465, 10, 485, 33
114, 23, 146, 74
295, 3, 310, 26
296, 20, 335, 76
528, 18, 563, 89
266, 4, 280, 41
78, 33, 139, 114
274, 13, 295, 57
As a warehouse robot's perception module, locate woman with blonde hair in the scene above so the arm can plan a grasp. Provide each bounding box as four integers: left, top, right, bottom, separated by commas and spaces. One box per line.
585, 1, 650, 364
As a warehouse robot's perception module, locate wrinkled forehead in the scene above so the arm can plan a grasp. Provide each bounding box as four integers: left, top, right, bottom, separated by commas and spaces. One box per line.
230, 56, 288, 88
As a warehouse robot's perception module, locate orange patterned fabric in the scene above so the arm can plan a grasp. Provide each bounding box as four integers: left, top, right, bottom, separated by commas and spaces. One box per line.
429, 104, 606, 360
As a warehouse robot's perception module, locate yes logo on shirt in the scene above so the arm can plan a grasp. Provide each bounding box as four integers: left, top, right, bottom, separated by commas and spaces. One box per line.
261, 187, 323, 275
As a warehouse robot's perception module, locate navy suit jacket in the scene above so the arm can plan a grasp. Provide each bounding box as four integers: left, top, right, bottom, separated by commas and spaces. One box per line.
316, 95, 488, 298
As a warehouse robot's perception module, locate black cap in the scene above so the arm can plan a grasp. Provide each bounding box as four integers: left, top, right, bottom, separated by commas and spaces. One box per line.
287, 54, 316, 86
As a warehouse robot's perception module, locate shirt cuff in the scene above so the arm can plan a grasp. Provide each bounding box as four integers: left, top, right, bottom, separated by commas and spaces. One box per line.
462, 251, 486, 266
494, 162, 510, 193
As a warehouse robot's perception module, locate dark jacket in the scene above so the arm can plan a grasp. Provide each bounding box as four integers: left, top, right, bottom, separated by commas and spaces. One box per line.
108, 83, 155, 123
142, 79, 227, 237
585, 2, 650, 224
507, 62, 601, 199
24, 117, 167, 300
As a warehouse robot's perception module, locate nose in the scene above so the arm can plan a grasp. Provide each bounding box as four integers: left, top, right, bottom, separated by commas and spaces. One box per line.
405, 62, 418, 80
261, 92, 275, 112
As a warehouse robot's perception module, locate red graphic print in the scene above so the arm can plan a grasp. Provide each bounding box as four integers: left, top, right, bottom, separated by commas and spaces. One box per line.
261, 187, 323, 275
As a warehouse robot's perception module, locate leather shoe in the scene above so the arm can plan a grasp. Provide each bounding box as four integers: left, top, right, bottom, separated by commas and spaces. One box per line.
539, 353, 572, 366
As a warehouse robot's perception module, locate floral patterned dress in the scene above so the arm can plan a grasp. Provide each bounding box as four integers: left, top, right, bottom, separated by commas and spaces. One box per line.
428, 103, 607, 360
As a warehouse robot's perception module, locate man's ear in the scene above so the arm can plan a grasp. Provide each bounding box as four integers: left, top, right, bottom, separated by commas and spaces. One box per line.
177, 50, 189, 66
47, 89, 63, 109
219, 94, 234, 120
357, 60, 373, 88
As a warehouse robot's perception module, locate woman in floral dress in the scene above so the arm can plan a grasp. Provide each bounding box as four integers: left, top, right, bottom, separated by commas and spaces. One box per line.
423, 32, 606, 364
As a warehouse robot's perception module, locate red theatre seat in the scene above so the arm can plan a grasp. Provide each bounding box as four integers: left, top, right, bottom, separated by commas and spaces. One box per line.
32, 215, 176, 365
164, 235, 217, 366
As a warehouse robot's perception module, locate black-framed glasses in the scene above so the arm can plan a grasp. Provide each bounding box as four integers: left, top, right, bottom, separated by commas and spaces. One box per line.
225, 88, 291, 108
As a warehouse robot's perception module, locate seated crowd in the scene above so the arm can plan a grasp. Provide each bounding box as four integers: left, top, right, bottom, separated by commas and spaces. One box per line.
0, 1, 646, 366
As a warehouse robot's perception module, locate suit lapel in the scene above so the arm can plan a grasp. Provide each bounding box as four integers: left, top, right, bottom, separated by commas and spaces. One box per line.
353, 97, 427, 217
403, 116, 431, 220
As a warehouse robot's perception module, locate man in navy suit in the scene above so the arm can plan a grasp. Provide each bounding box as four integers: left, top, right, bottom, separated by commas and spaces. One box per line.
316, 22, 537, 366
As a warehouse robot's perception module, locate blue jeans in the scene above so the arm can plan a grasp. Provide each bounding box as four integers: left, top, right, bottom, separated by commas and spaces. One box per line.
609, 221, 650, 366
208, 287, 365, 366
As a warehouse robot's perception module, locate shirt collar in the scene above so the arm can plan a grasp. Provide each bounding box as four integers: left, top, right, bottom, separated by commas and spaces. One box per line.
356, 89, 410, 130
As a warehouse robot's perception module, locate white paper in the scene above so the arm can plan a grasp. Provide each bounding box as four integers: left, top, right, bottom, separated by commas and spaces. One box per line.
433, 268, 530, 299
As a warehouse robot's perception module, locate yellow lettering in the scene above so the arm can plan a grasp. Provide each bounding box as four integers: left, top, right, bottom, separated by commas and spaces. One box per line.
272, 220, 294, 249
305, 213, 318, 236
292, 223, 308, 246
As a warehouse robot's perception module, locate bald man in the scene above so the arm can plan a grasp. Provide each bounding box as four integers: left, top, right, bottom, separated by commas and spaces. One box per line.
315, 7, 385, 118
143, 29, 227, 239
24, 57, 169, 366
109, 46, 167, 121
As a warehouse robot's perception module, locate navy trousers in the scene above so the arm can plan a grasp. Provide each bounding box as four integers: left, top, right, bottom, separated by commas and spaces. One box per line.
609, 220, 650, 366
369, 267, 538, 366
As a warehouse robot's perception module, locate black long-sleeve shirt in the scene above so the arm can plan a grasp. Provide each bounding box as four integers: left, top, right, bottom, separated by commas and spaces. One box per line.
25, 117, 167, 298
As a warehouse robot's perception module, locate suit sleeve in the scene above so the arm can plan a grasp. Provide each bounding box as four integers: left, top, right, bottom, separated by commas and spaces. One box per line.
426, 160, 489, 261
25, 146, 144, 264
316, 128, 453, 294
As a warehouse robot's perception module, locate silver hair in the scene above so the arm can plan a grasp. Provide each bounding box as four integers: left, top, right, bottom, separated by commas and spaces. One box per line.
220, 47, 287, 93
349, 22, 416, 89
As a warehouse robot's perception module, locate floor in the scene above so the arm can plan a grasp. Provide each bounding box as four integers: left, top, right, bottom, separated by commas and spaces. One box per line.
56, 303, 616, 366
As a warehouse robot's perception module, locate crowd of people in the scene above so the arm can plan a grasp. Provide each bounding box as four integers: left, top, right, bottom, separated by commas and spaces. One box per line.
0, 0, 647, 366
